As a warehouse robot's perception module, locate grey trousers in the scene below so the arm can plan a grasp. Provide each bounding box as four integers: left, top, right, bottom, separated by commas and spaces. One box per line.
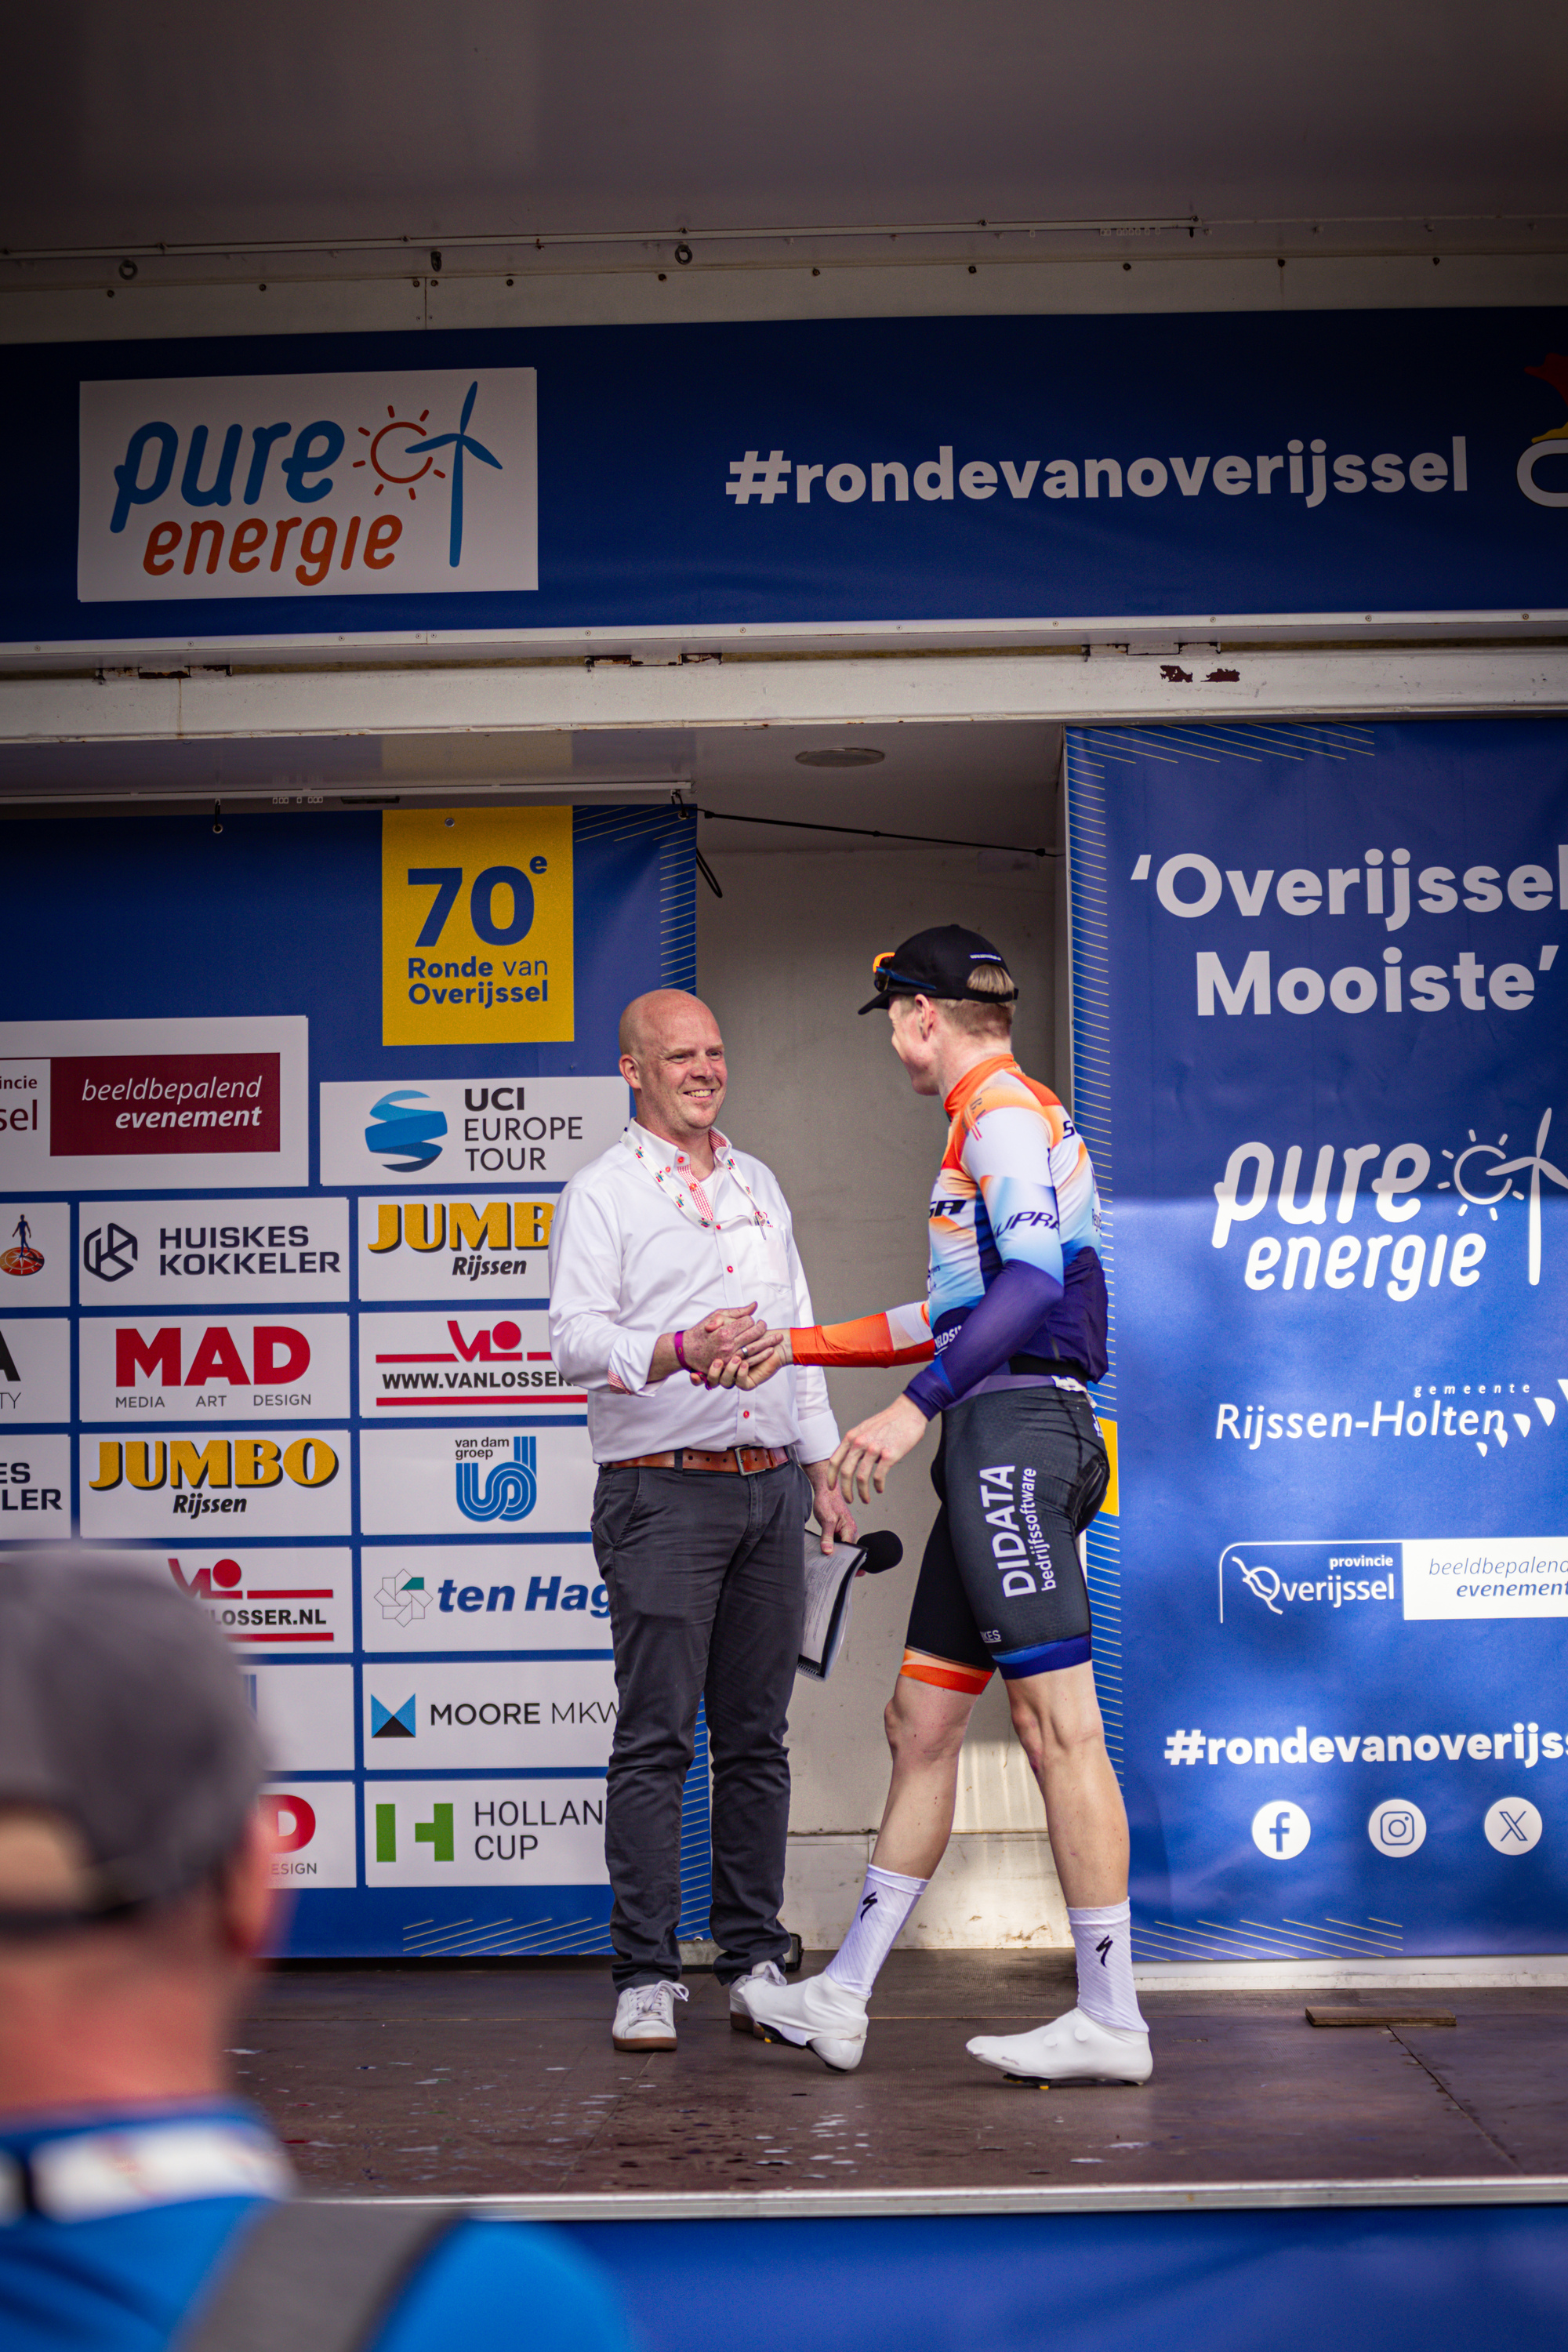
590, 1459, 808, 1988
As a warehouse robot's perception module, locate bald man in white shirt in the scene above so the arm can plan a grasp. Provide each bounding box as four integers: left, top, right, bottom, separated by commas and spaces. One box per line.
549, 991, 856, 2053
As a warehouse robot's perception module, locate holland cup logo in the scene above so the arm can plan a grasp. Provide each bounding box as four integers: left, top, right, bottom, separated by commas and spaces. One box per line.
456, 1434, 537, 1522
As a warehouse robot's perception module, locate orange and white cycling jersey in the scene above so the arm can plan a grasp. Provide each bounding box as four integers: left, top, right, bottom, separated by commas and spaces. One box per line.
791, 1054, 1107, 1413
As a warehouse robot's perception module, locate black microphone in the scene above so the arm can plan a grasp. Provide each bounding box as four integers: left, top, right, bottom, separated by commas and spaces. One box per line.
852, 1530, 903, 1575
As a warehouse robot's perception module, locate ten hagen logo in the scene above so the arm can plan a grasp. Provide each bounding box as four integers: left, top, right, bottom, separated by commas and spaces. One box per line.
168, 1553, 336, 1644
365, 1089, 447, 1173
456, 1433, 537, 1521
51, 1054, 280, 1158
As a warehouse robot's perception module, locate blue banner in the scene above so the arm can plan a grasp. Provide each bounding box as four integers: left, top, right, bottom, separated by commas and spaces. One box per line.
0, 802, 702, 1958
8, 307, 1568, 643
1068, 717, 1568, 1959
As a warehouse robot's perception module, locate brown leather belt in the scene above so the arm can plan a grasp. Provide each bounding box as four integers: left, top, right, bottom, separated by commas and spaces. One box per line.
604, 1446, 792, 1475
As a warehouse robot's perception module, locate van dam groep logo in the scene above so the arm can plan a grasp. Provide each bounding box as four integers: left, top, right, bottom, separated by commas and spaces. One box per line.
456, 1433, 537, 1523
365, 1089, 447, 1173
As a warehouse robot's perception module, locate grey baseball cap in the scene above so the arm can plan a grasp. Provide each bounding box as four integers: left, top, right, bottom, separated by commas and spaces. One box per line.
0, 1549, 266, 1933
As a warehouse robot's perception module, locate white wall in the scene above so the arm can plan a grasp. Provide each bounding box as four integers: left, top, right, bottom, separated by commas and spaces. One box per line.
697, 830, 1073, 1949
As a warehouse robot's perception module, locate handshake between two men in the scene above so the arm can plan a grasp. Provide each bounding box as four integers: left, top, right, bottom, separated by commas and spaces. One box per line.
676, 1305, 928, 1505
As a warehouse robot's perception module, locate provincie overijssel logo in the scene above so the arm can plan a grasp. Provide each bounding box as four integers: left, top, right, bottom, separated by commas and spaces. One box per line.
78, 368, 537, 604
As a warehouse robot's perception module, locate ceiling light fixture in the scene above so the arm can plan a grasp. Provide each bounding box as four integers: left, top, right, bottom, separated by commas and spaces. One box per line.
794, 746, 885, 768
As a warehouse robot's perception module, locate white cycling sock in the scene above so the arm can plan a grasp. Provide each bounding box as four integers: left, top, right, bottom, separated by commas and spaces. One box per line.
822, 1864, 928, 2001
1068, 1900, 1147, 2031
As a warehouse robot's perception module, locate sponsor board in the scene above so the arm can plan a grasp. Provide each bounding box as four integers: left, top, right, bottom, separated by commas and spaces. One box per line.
381, 807, 573, 1047
78, 1429, 350, 1538
0, 1318, 71, 1422
78, 1198, 349, 1307
0, 1438, 71, 1535
358, 1425, 595, 1538
322, 1074, 622, 1189
361, 1544, 607, 1651
363, 1779, 607, 1888
0, 1203, 70, 1305
165, 1547, 352, 1651
355, 1196, 552, 1301
0, 1019, 307, 1189
79, 368, 538, 603
358, 1309, 580, 1416
363, 1659, 618, 1769
246, 1662, 355, 1772
1403, 1537, 1568, 1621
79, 1314, 350, 1421
263, 1781, 358, 1889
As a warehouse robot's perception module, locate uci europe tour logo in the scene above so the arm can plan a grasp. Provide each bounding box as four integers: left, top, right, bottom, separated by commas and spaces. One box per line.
78, 368, 538, 604
365, 1090, 448, 1174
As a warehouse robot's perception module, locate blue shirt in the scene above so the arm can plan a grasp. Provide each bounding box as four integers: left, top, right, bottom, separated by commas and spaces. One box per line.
0, 2103, 634, 2352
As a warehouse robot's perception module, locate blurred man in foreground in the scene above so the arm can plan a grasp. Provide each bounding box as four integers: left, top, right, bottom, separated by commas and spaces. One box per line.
0, 1548, 631, 2352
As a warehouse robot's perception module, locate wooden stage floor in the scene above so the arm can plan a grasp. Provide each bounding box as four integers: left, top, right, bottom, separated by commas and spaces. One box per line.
237, 1952, 1568, 2211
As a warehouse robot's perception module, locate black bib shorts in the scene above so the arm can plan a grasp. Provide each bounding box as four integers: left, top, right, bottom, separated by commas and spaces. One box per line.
903, 1381, 1109, 1683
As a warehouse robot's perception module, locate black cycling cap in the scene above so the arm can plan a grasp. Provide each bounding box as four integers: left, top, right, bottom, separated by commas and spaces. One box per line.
857, 924, 1019, 1015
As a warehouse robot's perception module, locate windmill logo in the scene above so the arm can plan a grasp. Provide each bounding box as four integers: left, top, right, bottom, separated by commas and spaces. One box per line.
401, 381, 503, 568
456, 1434, 538, 1523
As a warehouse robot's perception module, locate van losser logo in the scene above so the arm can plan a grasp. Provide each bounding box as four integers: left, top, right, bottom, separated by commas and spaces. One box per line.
169, 1553, 336, 1644
79, 369, 537, 604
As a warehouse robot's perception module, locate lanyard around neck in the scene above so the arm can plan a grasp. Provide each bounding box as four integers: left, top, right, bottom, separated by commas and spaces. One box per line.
624, 1130, 771, 1236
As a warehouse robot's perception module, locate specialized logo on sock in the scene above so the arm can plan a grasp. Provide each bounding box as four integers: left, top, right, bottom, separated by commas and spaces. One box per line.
1096, 1935, 1113, 1965
977, 1461, 1057, 1598
456, 1432, 537, 1521
859, 1891, 879, 1918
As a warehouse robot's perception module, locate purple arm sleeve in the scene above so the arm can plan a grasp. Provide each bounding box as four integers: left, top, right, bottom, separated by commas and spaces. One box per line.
903, 1258, 1064, 1418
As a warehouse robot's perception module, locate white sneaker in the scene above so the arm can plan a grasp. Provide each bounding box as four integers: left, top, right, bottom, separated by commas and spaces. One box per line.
741, 1970, 869, 2073
612, 1980, 689, 2051
966, 2005, 1152, 2086
728, 1959, 788, 2034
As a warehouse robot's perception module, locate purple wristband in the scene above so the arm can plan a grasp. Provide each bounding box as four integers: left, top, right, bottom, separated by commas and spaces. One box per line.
673, 1329, 688, 1371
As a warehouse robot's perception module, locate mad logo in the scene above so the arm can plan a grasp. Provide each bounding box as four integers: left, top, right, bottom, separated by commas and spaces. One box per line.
365, 1090, 447, 1174
456, 1434, 537, 1522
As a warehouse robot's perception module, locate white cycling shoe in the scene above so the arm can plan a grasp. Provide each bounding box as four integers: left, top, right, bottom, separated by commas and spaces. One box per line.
741, 1969, 869, 2073
966, 2005, 1152, 2086
728, 1959, 788, 2033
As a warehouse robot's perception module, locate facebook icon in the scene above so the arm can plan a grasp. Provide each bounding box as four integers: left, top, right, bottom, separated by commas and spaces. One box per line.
1251, 1800, 1311, 1860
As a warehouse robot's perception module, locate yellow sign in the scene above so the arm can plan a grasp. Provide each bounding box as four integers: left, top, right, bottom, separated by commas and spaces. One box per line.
382, 807, 574, 1047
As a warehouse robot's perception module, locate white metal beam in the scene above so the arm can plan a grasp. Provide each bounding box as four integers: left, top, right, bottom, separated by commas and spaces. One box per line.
3, 649, 1567, 750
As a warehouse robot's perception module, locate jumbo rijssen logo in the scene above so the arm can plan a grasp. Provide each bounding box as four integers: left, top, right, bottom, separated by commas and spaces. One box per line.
78, 368, 538, 603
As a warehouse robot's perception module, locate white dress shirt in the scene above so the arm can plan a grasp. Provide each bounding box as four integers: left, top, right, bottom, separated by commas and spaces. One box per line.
548, 1121, 840, 1466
